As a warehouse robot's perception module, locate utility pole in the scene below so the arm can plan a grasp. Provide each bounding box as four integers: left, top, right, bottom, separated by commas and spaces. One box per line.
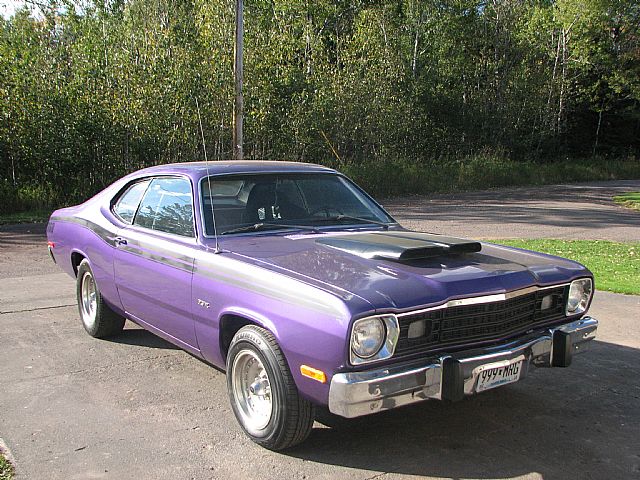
233, 0, 244, 160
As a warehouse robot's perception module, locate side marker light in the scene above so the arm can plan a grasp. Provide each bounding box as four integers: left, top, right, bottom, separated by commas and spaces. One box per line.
300, 365, 327, 384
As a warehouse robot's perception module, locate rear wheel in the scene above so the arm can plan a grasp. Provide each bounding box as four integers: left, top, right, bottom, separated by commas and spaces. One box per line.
76, 259, 125, 338
226, 325, 315, 450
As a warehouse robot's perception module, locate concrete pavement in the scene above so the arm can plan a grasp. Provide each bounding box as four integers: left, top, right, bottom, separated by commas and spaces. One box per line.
1, 275, 638, 480
1, 180, 639, 479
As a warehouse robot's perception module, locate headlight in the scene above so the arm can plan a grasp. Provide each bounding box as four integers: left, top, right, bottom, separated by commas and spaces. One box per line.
350, 315, 399, 365
352, 317, 385, 358
566, 278, 593, 315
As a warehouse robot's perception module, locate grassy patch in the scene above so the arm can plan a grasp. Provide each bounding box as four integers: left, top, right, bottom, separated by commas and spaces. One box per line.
614, 192, 640, 211
0, 209, 51, 225
492, 239, 640, 295
0, 452, 13, 480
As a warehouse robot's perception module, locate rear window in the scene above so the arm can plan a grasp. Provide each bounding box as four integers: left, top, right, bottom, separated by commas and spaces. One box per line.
113, 180, 150, 224
202, 179, 244, 197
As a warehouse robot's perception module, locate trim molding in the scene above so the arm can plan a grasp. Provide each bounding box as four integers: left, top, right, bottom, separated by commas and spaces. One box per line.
396, 283, 569, 318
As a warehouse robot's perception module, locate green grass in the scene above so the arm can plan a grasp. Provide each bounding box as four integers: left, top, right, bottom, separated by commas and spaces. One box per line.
0, 452, 13, 480
0, 209, 51, 225
491, 239, 640, 295
614, 192, 640, 211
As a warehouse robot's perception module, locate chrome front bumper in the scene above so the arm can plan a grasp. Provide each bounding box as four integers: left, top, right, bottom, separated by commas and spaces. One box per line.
328, 316, 598, 418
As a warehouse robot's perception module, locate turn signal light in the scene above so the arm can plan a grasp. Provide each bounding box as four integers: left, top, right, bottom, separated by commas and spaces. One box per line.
300, 365, 327, 384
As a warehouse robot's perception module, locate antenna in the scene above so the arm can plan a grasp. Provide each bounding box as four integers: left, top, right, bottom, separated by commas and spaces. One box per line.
196, 97, 221, 254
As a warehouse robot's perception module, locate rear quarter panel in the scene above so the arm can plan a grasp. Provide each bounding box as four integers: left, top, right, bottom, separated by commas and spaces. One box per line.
47, 202, 123, 314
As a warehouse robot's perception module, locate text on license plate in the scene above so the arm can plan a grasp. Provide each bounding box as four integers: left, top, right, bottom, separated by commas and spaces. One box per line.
475, 361, 522, 392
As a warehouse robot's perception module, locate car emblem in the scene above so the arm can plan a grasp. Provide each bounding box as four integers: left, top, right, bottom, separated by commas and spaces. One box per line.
197, 299, 210, 308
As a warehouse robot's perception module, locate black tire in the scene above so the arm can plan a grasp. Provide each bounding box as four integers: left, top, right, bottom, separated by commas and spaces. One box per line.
226, 325, 315, 450
76, 259, 125, 338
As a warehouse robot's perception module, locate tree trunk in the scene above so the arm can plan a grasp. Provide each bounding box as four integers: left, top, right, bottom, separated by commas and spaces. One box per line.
557, 27, 567, 135
593, 105, 603, 156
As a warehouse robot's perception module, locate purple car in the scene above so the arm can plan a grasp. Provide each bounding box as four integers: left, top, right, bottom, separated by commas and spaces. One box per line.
47, 161, 597, 450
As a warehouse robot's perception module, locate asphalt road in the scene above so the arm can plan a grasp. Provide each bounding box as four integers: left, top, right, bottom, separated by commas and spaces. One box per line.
383, 180, 640, 242
1, 181, 639, 480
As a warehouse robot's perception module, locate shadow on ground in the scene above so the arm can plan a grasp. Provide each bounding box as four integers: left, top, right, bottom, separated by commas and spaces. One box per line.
286, 340, 640, 480
394, 203, 640, 231
107, 327, 180, 350
0, 223, 46, 246
386, 182, 640, 235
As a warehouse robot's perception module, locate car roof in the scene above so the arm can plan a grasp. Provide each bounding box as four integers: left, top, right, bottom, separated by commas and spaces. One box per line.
134, 161, 337, 178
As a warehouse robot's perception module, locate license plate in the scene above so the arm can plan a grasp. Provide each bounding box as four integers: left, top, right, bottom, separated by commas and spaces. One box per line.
475, 360, 523, 393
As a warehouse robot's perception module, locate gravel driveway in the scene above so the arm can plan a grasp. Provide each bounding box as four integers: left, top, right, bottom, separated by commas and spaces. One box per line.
1, 180, 639, 480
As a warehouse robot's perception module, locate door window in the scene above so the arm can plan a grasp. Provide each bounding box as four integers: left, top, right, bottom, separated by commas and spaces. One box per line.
134, 177, 194, 237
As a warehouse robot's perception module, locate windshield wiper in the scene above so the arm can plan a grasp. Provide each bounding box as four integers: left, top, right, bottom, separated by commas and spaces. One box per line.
221, 222, 321, 235
322, 215, 391, 229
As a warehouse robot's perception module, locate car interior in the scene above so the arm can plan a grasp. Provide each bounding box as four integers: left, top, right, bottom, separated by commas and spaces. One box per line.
201, 174, 388, 236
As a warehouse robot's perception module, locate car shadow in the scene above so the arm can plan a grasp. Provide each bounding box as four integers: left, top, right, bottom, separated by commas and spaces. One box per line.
107, 327, 180, 350
285, 340, 640, 480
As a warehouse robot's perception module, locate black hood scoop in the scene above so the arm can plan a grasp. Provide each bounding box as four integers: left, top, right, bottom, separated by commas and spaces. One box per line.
316, 231, 482, 262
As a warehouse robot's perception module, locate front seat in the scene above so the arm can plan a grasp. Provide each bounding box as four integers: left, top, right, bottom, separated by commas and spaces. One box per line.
244, 183, 278, 223
243, 182, 306, 223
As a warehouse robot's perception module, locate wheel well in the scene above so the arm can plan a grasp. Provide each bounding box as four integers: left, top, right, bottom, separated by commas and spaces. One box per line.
71, 252, 85, 277
219, 314, 259, 361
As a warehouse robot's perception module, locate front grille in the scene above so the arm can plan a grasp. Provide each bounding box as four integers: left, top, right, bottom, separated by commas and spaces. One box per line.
394, 286, 568, 359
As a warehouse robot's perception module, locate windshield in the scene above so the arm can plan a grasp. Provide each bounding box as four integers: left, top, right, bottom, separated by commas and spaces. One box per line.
200, 173, 395, 236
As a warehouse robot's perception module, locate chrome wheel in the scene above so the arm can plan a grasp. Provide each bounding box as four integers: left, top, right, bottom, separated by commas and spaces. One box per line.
80, 271, 97, 328
231, 349, 273, 432
226, 325, 315, 450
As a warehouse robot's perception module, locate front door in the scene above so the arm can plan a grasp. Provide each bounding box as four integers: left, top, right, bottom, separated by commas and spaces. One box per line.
113, 176, 198, 349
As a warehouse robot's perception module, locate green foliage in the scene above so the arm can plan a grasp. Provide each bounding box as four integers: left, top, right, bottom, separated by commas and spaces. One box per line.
613, 192, 640, 211
340, 155, 640, 198
0, 0, 639, 212
493, 239, 640, 295
0, 451, 13, 480
0, 179, 58, 214
0, 209, 51, 225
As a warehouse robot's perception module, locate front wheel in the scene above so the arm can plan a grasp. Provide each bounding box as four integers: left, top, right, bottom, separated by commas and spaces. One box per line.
226, 325, 315, 450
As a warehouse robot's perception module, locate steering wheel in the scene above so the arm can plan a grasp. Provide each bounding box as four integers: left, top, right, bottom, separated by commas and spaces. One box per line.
308, 206, 344, 218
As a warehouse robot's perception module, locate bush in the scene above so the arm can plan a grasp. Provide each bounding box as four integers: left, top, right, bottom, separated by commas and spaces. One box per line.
339, 154, 640, 198
1, 155, 639, 215
0, 180, 61, 214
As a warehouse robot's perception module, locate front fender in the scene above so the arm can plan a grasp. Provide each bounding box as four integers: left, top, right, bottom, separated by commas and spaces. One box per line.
191, 253, 358, 406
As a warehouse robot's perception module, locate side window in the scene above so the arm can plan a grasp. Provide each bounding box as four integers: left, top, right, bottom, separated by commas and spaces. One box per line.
134, 177, 194, 237
113, 180, 150, 224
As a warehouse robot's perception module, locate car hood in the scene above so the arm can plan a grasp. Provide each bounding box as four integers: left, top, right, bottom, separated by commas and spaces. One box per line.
221, 229, 590, 312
